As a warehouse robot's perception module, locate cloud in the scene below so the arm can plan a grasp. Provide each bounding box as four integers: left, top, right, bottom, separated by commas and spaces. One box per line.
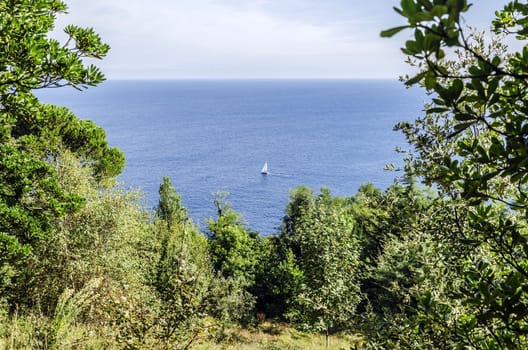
54, 0, 412, 78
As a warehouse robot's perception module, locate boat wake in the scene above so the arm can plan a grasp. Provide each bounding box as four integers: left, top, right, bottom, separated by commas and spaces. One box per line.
265, 172, 292, 178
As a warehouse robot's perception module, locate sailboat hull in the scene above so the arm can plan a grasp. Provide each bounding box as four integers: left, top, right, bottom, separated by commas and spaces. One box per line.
261, 162, 269, 174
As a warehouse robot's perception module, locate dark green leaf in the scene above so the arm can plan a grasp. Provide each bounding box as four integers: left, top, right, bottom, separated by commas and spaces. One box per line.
410, 12, 435, 24
381, 26, 411, 38
401, 0, 418, 16
405, 70, 425, 85
425, 72, 437, 89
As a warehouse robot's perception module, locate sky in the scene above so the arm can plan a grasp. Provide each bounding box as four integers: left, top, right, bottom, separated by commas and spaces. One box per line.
55, 1, 512, 80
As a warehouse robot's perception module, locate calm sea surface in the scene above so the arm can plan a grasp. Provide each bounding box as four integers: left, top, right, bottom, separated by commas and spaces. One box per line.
38, 80, 424, 234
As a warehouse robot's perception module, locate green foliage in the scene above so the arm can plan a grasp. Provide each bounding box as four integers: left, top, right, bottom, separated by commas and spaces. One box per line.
12, 1, 528, 348
0, 134, 83, 305
207, 193, 261, 289
153, 180, 254, 346
0, 150, 155, 348
253, 187, 315, 322
154, 221, 216, 347
157, 176, 186, 229
268, 187, 362, 335
291, 196, 361, 334
253, 236, 304, 321
361, 197, 475, 349
380, 0, 528, 347
0, 0, 123, 308
0, 0, 108, 94
153, 178, 216, 346
348, 183, 386, 263
350, 182, 428, 266
10, 97, 125, 180
19, 150, 151, 315
384, 0, 528, 206
348, 182, 438, 320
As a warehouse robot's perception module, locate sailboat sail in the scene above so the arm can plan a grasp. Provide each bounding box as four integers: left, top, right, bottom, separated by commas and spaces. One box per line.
261, 162, 269, 174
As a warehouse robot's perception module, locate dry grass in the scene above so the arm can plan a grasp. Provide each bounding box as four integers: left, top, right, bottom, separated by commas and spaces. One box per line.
194, 322, 363, 350
0, 309, 362, 350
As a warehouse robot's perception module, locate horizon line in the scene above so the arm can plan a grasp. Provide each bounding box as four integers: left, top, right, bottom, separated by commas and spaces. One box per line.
103, 76, 403, 81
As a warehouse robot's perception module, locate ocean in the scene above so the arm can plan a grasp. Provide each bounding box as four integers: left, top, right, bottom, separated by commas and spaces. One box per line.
37, 79, 424, 234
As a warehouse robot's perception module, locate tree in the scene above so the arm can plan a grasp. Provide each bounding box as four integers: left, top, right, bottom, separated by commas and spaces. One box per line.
157, 176, 186, 230
351, 183, 436, 316
278, 187, 362, 341
0, 0, 108, 93
11, 100, 125, 180
0, 133, 82, 303
359, 193, 475, 349
252, 235, 304, 320
382, 0, 528, 347
0, 0, 124, 306
152, 181, 254, 346
152, 177, 213, 346
207, 193, 261, 290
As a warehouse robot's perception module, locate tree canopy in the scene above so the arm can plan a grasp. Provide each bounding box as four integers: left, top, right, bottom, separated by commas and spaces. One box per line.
380, 0, 528, 347
0, 0, 124, 303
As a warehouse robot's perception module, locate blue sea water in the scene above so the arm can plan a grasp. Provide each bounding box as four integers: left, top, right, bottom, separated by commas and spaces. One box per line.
37, 80, 424, 234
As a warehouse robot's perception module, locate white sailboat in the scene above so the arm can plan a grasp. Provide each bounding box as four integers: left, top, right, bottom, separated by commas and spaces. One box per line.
261, 162, 269, 175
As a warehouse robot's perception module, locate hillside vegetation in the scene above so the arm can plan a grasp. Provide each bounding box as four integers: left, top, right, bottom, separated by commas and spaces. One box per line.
2, 0, 528, 349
